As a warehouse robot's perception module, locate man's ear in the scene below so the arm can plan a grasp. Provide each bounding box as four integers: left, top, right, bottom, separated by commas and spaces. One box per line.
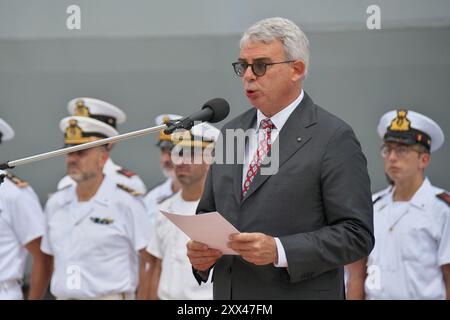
105, 143, 114, 152
419, 152, 431, 170
291, 60, 306, 82
99, 147, 110, 166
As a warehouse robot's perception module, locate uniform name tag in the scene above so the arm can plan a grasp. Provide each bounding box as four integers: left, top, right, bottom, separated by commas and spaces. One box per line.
90, 217, 114, 225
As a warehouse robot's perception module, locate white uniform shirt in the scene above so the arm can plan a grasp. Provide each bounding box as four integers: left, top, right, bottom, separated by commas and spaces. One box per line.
0, 171, 45, 300
366, 178, 450, 299
41, 176, 152, 299
144, 179, 175, 222
146, 191, 213, 300
57, 158, 147, 194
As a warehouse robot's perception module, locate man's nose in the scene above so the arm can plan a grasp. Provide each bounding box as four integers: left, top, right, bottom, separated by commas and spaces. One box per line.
161, 152, 171, 162
67, 152, 79, 161
387, 150, 399, 161
243, 65, 256, 80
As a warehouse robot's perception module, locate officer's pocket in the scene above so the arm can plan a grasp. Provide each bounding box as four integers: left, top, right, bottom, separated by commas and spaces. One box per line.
399, 230, 432, 261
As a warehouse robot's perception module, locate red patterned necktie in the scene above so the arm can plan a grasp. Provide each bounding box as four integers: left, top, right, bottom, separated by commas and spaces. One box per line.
242, 118, 275, 197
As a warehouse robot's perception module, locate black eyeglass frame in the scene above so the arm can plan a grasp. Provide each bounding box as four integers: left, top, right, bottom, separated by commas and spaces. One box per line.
232, 60, 295, 77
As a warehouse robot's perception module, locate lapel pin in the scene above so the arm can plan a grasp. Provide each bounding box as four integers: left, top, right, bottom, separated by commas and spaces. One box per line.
297, 137, 302, 142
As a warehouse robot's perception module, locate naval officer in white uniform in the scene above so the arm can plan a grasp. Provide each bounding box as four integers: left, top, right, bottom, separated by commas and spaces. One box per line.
41, 116, 152, 299
347, 109, 450, 300
144, 122, 220, 300
0, 118, 51, 300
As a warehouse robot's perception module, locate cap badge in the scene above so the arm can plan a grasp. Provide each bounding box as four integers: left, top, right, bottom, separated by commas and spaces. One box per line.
66, 119, 83, 141
75, 99, 91, 117
389, 109, 411, 132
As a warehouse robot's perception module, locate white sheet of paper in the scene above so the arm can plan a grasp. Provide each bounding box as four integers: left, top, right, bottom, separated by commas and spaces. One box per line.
161, 210, 240, 255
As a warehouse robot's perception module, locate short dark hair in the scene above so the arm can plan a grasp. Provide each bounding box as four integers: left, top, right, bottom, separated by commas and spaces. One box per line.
414, 144, 429, 155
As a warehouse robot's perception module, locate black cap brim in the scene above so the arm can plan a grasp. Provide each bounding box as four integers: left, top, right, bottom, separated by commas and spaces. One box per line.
383, 136, 417, 146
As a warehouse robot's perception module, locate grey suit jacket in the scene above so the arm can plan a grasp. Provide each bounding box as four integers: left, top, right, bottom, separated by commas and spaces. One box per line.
194, 92, 374, 299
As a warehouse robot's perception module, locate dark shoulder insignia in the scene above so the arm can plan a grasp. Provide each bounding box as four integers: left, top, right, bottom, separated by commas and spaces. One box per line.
6, 172, 28, 188
47, 184, 71, 199
372, 186, 393, 205
117, 183, 142, 196
436, 192, 450, 207
372, 195, 383, 205
157, 192, 176, 205
145, 180, 166, 196
117, 168, 136, 178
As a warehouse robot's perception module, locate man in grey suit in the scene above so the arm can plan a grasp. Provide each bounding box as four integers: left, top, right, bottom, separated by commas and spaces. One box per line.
186, 17, 374, 299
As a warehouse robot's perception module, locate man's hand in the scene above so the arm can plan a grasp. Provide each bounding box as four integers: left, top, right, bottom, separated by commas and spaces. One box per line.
228, 233, 278, 265
187, 240, 223, 271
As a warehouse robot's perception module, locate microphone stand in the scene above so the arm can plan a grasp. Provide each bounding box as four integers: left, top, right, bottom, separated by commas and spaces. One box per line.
0, 123, 169, 185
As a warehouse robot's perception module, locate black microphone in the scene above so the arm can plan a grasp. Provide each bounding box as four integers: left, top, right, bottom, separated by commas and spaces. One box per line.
164, 98, 230, 134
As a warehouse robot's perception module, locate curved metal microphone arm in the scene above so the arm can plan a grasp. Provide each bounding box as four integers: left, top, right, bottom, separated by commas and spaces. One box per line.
163, 118, 195, 135
0, 97, 230, 186
0, 124, 167, 178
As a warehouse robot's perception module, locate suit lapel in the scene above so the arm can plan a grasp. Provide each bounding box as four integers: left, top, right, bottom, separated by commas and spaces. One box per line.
241, 93, 317, 204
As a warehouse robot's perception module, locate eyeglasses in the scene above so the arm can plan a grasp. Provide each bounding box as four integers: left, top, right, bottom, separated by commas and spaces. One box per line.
232, 60, 294, 77
380, 144, 421, 158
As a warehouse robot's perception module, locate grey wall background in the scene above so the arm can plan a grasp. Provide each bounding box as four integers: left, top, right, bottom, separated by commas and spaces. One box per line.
0, 0, 449, 204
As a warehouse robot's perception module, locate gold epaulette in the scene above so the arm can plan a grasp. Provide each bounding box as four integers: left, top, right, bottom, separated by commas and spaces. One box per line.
116, 183, 142, 196
436, 191, 450, 207
6, 172, 28, 188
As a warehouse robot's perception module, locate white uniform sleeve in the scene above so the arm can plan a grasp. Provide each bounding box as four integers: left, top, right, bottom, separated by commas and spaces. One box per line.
10, 188, 45, 246
40, 200, 54, 255
146, 213, 163, 259
144, 192, 158, 222
437, 206, 450, 266
124, 197, 152, 252
130, 176, 147, 195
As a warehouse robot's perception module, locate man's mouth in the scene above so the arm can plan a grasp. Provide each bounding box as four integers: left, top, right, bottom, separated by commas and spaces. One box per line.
245, 89, 257, 97
67, 165, 80, 172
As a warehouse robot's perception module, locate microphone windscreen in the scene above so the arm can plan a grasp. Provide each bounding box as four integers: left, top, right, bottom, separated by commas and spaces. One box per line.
202, 98, 230, 123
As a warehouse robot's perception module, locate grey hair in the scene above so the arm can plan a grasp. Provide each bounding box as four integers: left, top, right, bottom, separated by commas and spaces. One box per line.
240, 17, 310, 79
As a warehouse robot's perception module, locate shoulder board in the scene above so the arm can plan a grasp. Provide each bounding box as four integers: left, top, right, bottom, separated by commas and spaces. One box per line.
47, 184, 71, 199
436, 192, 450, 207
55, 183, 73, 192
372, 195, 384, 205
6, 172, 28, 188
145, 180, 166, 196
117, 183, 142, 196
372, 186, 393, 205
157, 192, 176, 205
54, 183, 71, 193
117, 168, 136, 178
373, 192, 389, 205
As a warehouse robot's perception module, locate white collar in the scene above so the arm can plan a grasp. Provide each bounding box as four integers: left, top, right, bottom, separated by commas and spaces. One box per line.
104, 158, 117, 171
381, 177, 435, 211
61, 175, 113, 207
256, 89, 304, 131
407, 177, 435, 210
